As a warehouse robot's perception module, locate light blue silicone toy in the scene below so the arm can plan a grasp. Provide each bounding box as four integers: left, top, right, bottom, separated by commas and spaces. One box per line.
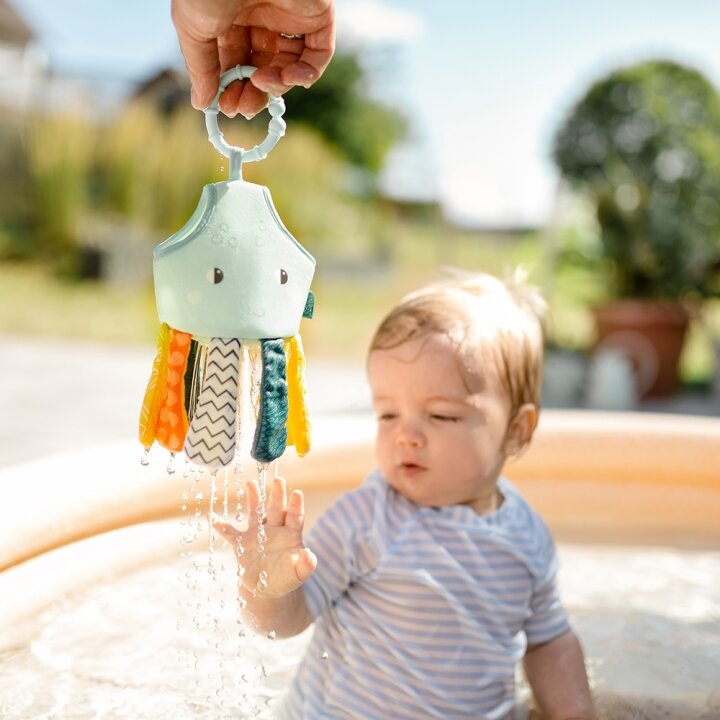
154, 65, 315, 340
139, 66, 315, 469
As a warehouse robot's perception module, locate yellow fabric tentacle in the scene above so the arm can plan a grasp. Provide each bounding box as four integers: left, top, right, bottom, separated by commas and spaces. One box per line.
138, 323, 171, 448
285, 335, 312, 456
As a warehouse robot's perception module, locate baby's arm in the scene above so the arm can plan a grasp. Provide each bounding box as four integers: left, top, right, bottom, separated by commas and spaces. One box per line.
523, 629, 595, 720
214, 476, 316, 638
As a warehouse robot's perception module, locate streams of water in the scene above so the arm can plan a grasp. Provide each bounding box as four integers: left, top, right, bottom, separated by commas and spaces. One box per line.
0, 544, 718, 719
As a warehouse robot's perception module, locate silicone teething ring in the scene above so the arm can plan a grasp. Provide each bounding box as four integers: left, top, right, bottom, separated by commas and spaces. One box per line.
203, 65, 286, 176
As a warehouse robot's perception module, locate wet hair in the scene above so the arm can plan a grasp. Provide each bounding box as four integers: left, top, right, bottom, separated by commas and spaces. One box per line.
369, 269, 546, 416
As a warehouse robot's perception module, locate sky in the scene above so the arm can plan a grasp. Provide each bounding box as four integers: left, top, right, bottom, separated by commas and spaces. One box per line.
10, 0, 720, 228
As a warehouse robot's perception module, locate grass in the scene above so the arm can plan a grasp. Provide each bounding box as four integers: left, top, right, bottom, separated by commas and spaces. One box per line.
0, 261, 158, 346
1, 255, 717, 383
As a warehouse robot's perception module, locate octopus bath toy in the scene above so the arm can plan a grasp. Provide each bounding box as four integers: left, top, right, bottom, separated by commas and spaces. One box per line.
138, 66, 314, 469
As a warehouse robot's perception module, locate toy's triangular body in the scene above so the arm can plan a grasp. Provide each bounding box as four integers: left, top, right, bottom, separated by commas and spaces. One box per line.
154, 179, 314, 341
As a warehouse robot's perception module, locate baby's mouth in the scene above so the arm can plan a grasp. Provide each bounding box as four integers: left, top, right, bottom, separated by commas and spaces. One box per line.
399, 461, 426, 475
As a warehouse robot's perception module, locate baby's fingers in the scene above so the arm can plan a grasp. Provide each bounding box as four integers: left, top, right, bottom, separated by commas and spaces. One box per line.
212, 514, 240, 545
245, 479, 262, 527
295, 547, 317, 584
266, 476, 288, 526
285, 489, 306, 532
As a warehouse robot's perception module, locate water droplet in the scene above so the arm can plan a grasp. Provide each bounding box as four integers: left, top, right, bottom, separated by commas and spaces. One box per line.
166, 453, 176, 474
195, 492, 204, 501
181, 504, 188, 511
266, 630, 276, 640
319, 650, 329, 660
140, 448, 150, 466
258, 570, 268, 591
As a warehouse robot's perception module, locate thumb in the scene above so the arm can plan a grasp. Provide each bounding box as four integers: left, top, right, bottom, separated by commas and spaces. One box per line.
295, 547, 317, 584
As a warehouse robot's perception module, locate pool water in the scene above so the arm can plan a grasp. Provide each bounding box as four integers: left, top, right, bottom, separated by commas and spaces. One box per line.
1, 544, 718, 719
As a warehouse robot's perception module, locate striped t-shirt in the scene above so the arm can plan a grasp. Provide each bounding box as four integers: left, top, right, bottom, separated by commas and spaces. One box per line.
277, 471, 569, 720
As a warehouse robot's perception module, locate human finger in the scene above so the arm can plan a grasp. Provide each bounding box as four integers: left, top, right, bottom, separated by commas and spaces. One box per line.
285, 489, 306, 532
245, 478, 262, 527
216, 24, 252, 116
266, 476, 288, 526
248, 51, 295, 97
250, 39, 333, 95
212, 513, 239, 545
279, 20, 335, 89
235, 82, 270, 119
295, 547, 317, 583
177, 35, 222, 109
171, 1, 222, 109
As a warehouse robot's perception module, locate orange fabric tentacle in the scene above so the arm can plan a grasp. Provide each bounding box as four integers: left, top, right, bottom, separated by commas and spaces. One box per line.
138, 323, 171, 448
154, 329, 192, 453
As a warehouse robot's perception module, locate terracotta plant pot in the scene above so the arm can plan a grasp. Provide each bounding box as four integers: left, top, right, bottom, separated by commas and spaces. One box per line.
593, 301, 690, 398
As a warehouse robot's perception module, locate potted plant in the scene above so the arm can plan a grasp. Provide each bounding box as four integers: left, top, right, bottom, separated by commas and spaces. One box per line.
552, 59, 720, 396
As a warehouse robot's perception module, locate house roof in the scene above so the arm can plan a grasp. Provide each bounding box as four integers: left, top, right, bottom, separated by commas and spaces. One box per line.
0, 0, 34, 46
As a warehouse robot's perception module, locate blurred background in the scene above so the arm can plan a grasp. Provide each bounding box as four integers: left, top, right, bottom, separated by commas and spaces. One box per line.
1, 0, 720, 465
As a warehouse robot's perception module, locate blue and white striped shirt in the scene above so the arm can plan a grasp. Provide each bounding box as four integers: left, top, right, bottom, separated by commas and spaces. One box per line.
278, 471, 569, 720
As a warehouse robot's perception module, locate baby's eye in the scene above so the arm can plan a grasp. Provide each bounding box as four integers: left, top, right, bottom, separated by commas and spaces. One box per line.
430, 414, 459, 422
377, 413, 397, 422
207, 267, 224, 284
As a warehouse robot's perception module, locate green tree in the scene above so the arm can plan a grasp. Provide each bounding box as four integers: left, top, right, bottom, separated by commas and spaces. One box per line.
552, 60, 720, 299
283, 51, 407, 175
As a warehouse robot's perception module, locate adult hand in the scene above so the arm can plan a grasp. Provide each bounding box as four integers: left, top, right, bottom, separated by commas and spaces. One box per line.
171, 0, 335, 118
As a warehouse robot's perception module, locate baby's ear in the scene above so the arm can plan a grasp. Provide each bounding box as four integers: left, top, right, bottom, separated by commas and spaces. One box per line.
503, 403, 538, 457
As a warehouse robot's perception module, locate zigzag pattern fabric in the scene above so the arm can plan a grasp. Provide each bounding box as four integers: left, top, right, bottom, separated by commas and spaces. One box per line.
183, 338, 240, 468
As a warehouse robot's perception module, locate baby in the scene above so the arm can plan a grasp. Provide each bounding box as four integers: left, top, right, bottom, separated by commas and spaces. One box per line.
216, 271, 595, 720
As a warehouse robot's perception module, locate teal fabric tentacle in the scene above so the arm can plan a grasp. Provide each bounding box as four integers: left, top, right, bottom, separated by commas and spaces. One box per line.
251, 338, 289, 463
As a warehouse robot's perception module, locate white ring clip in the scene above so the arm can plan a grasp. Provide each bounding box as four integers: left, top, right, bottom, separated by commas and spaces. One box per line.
204, 65, 287, 180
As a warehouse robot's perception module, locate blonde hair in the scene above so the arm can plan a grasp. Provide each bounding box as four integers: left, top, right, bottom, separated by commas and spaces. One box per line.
369, 269, 547, 415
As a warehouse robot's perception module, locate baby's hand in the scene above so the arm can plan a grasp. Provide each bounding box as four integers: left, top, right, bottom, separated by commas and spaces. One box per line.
213, 476, 317, 598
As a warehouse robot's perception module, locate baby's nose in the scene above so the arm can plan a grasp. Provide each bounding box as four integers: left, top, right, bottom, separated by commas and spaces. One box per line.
397, 421, 424, 447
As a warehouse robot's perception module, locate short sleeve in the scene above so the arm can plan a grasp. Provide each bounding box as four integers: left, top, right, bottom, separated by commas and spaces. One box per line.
523, 548, 570, 645
302, 481, 381, 619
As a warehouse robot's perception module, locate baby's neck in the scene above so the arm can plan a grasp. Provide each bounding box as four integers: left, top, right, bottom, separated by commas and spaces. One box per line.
466, 486, 504, 516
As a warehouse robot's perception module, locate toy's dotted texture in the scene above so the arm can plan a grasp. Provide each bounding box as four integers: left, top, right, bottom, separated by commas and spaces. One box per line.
154, 330, 191, 452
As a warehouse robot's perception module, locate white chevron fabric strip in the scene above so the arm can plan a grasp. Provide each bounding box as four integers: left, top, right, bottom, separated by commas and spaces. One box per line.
183, 338, 240, 468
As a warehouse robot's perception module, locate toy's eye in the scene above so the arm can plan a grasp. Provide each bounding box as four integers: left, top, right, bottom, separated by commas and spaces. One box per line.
207, 268, 224, 284
278, 268, 288, 285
